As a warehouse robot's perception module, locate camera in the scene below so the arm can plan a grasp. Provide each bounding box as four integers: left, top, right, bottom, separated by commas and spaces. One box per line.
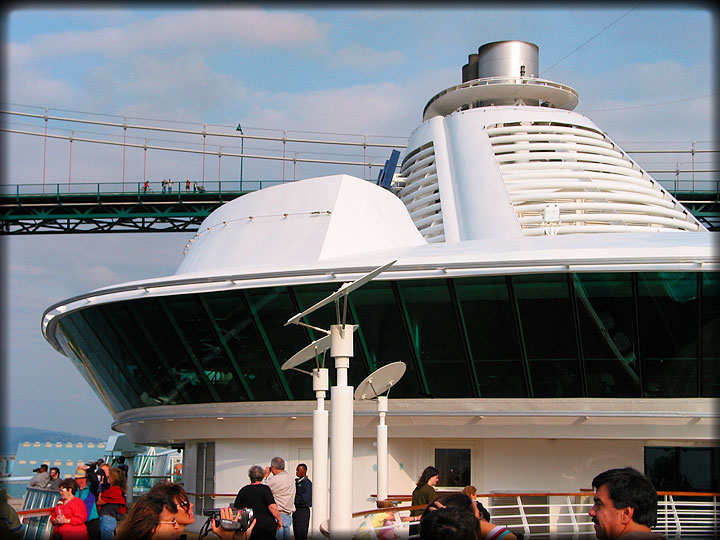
202, 508, 254, 531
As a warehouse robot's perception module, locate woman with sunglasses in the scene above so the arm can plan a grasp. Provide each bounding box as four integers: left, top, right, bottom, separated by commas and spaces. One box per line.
149, 482, 195, 538
114, 493, 181, 540
50, 478, 89, 539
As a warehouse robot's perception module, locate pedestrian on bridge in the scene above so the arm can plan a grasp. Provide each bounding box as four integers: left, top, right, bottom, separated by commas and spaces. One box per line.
186, 179, 191, 191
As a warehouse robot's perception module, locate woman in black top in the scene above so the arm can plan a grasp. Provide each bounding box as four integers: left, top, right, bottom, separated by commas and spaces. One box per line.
233, 465, 282, 540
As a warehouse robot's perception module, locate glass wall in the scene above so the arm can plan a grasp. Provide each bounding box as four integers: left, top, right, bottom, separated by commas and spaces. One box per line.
53, 271, 719, 412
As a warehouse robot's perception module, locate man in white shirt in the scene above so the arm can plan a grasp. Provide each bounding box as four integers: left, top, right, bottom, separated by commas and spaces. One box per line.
264, 457, 295, 540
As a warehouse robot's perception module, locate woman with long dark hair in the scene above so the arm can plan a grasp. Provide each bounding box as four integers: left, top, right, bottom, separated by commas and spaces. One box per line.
411, 466, 440, 519
97, 467, 127, 540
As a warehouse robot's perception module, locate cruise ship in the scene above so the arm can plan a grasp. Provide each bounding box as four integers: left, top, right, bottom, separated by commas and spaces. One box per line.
42, 41, 717, 535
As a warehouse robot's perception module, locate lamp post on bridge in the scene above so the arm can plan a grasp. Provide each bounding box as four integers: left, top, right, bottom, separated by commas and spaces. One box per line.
236, 124, 244, 189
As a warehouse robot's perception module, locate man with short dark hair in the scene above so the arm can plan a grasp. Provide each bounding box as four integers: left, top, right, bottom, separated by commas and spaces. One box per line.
29, 464, 50, 488
292, 463, 312, 540
47, 467, 62, 490
589, 467, 665, 540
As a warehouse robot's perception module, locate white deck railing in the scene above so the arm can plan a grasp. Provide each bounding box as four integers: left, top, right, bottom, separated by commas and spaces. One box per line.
351, 492, 720, 539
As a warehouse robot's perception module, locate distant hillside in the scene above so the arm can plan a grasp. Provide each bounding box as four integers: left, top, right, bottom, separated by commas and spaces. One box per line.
0, 426, 109, 455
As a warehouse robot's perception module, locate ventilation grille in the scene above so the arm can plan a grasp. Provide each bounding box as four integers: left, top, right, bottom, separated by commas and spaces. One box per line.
487, 122, 701, 235
397, 142, 445, 242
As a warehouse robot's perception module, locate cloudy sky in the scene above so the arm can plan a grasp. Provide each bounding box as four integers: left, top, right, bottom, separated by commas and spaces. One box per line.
2, 5, 715, 439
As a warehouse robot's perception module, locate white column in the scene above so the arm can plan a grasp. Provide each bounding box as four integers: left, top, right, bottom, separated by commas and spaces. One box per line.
312, 368, 329, 539
125, 456, 135, 504
376, 396, 389, 502
329, 324, 355, 536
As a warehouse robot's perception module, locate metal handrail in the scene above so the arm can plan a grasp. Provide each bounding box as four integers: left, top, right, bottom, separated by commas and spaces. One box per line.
351, 491, 720, 539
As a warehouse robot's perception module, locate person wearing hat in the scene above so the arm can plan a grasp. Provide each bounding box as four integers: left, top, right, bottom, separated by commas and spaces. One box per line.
29, 464, 51, 488
75, 466, 101, 540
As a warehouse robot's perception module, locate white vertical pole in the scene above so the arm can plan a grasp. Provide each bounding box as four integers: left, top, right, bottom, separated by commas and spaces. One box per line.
125, 456, 135, 504
312, 368, 329, 539
329, 324, 354, 537
377, 396, 389, 502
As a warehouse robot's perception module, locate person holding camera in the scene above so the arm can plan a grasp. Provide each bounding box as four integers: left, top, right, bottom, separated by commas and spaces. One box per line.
29, 464, 51, 489
209, 507, 256, 540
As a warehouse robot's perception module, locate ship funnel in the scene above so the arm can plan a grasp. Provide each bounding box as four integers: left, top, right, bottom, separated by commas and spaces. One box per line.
425, 40, 578, 120
477, 41, 538, 79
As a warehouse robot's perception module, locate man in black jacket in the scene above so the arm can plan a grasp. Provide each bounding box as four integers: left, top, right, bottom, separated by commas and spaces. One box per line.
292, 463, 312, 540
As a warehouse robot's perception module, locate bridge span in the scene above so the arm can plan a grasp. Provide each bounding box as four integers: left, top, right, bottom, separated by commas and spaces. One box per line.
1, 180, 718, 234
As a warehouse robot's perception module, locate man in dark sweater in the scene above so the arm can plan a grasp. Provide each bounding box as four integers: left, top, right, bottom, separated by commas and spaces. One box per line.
292, 463, 312, 540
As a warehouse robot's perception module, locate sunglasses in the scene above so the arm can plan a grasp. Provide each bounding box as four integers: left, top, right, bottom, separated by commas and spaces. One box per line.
178, 500, 191, 511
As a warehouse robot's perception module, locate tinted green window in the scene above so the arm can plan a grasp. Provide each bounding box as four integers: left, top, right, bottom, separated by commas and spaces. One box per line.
52, 271, 716, 408
396, 279, 473, 397
701, 273, 720, 396
574, 273, 640, 397
204, 290, 291, 400
455, 276, 525, 397
512, 274, 580, 397
346, 281, 425, 398
638, 273, 698, 397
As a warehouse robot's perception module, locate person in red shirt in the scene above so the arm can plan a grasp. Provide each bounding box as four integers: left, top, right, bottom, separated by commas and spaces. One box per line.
97, 468, 127, 540
50, 478, 88, 540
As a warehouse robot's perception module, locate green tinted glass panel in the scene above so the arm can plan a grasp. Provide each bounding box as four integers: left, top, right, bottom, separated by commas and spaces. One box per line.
512, 274, 580, 397
203, 290, 287, 400
51, 271, 715, 409
161, 295, 246, 402
396, 279, 473, 397
638, 273, 698, 397
701, 272, 720, 396
573, 273, 640, 397
347, 282, 425, 398
455, 276, 526, 397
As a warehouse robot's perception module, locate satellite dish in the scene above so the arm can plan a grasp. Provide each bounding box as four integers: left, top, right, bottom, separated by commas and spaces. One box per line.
285, 261, 396, 327
281, 335, 333, 371
354, 362, 406, 401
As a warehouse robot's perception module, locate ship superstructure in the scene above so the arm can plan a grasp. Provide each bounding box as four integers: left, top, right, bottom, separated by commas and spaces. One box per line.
42, 41, 717, 525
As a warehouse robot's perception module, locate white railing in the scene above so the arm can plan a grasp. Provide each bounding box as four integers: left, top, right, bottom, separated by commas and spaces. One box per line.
350, 492, 720, 539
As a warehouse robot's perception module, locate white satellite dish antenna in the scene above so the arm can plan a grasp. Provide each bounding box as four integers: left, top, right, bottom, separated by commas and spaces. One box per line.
354, 361, 406, 401
355, 362, 406, 502
282, 334, 331, 374
283, 260, 396, 537
285, 260, 396, 328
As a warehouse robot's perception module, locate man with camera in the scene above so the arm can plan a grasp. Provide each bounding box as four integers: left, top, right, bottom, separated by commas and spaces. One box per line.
29, 464, 50, 489
263, 457, 295, 540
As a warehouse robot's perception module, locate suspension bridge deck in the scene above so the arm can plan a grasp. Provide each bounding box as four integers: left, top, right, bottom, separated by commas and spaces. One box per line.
1, 181, 718, 234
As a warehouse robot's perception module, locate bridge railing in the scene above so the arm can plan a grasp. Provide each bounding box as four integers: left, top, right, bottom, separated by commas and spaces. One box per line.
1, 177, 717, 200
0, 179, 291, 199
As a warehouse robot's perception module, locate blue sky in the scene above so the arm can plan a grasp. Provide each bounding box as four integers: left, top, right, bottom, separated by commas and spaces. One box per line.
2, 5, 716, 439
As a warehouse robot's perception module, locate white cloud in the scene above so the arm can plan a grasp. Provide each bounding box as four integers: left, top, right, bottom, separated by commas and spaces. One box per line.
331, 44, 405, 72
10, 9, 329, 64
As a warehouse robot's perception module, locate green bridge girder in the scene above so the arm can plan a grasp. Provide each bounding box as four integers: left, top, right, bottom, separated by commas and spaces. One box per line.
1, 185, 718, 234
0, 189, 252, 234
